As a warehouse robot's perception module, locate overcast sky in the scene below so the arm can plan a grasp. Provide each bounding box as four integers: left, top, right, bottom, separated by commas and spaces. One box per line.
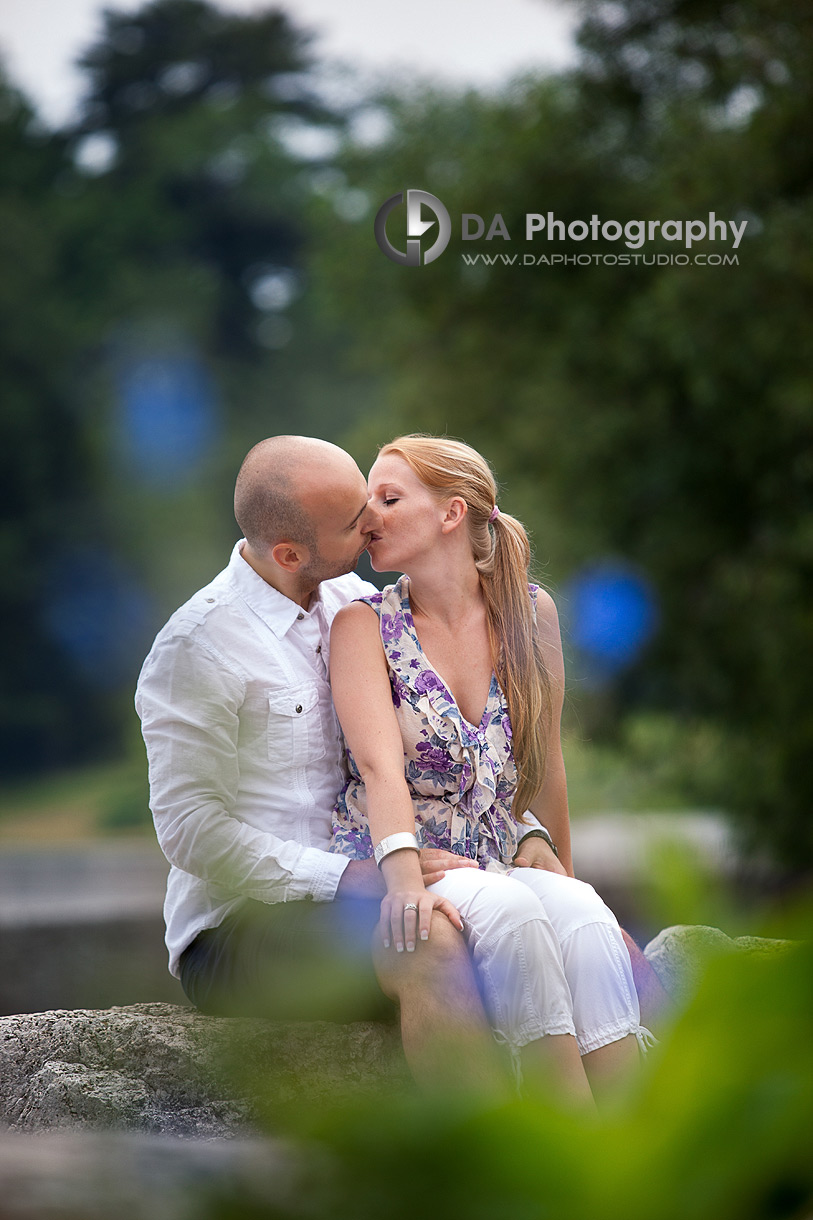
0, 0, 578, 127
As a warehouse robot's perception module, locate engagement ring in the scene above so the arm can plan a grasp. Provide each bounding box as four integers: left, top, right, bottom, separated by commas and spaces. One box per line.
403, 903, 419, 912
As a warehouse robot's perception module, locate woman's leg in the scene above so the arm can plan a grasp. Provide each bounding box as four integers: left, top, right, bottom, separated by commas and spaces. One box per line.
508, 869, 648, 1099
429, 869, 593, 1108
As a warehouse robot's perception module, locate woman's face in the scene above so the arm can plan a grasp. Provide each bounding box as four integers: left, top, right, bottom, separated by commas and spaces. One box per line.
365, 453, 444, 572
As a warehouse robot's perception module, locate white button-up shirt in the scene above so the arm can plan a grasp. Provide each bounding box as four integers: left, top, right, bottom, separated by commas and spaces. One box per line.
135, 541, 376, 976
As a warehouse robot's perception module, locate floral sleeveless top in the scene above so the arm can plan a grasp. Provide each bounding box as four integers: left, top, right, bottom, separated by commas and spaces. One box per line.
330, 575, 539, 869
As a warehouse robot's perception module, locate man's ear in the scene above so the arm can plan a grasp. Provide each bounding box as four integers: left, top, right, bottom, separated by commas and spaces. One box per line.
271, 540, 309, 573
440, 496, 468, 535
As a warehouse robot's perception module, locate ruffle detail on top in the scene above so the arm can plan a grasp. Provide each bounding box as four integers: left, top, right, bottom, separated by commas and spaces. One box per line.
332, 575, 527, 867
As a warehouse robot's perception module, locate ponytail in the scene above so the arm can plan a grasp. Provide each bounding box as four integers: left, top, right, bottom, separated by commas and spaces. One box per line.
477, 509, 551, 818
379, 435, 552, 817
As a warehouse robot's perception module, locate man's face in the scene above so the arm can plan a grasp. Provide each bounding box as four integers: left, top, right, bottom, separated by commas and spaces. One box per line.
299, 460, 383, 586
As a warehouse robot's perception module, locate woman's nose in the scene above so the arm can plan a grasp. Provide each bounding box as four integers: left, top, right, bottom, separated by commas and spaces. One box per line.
361, 502, 383, 532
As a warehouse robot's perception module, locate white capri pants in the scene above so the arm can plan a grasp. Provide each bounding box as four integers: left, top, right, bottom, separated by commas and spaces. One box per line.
429, 867, 648, 1057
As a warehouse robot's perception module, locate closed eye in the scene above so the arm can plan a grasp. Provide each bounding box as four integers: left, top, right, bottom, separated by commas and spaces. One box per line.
382, 498, 399, 506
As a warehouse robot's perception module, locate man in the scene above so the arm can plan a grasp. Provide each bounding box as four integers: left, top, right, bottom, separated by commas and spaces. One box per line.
136, 435, 509, 1094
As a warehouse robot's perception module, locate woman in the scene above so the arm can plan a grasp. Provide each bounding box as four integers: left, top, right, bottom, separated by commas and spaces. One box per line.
329, 435, 652, 1104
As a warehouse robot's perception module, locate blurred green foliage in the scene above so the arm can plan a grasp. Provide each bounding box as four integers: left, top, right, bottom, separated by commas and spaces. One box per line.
0, 0, 369, 775
0, 0, 811, 868
0, 755, 151, 840
202, 905, 813, 1220
563, 713, 732, 815
309, 0, 813, 865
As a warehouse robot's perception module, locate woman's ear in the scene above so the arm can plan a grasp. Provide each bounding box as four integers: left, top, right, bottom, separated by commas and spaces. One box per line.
440, 496, 468, 534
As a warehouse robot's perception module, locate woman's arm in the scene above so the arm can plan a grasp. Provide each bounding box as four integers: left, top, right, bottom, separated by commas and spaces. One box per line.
330, 602, 464, 950
523, 589, 575, 877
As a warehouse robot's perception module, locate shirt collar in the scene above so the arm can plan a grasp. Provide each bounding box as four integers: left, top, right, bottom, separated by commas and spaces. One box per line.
227, 540, 317, 638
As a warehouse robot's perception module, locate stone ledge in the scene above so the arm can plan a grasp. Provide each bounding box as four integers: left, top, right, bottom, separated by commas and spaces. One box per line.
643, 923, 794, 1000
0, 1002, 407, 1137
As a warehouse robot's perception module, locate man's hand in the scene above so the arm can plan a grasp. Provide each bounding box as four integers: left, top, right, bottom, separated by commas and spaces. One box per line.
512, 836, 568, 876
418, 847, 479, 886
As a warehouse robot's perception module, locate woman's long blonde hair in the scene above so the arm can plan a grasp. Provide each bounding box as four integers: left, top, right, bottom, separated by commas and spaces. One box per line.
379, 434, 552, 818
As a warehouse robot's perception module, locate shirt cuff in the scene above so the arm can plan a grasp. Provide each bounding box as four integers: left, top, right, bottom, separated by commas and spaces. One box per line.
289, 846, 350, 903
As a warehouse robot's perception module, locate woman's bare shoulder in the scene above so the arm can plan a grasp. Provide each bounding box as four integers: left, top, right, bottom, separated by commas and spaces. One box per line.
331, 598, 382, 638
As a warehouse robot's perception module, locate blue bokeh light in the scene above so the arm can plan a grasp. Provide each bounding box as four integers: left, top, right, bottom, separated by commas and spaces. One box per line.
564, 560, 659, 681
112, 342, 220, 486
41, 548, 157, 689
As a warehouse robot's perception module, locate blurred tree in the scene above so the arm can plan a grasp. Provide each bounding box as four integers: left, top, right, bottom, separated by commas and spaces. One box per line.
311, 3, 813, 863
0, 70, 118, 772
568, 0, 813, 860
55, 0, 343, 610
72, 0, 334, 354
0, 1, 364, 777
3, 0, 810, 865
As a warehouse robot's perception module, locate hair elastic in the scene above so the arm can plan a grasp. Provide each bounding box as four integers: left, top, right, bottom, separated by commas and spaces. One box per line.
488, 505, 500, 523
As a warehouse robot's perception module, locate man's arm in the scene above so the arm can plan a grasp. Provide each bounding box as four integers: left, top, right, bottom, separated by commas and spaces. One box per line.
136, 630, 348, 903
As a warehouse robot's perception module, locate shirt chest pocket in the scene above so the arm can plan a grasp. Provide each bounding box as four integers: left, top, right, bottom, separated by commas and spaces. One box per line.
267, 683, 326, 766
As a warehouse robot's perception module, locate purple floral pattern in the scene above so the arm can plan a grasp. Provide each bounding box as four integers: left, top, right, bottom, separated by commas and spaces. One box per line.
330, 576, 540, 868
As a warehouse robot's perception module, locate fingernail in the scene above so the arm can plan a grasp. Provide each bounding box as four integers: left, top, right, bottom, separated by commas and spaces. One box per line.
396, 943, 404, 953
420, 930, 429, 941
383, 938, 390, 948
407, 942, 414, 952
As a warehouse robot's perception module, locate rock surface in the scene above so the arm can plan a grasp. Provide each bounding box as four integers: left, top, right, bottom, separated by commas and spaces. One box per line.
0, 1002, 407, 1137
642, 923, 793, 1000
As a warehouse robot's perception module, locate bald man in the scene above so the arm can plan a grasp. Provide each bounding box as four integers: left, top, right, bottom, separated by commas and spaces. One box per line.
136, 437, 507, 1094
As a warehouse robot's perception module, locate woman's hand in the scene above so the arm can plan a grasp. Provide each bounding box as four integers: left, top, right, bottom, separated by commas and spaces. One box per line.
379, 885, 465, 952
380, 849, 464, 952
512, 835, 568, 876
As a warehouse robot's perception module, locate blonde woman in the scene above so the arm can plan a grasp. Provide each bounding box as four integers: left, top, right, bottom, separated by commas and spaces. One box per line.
329, 435, 653, 1105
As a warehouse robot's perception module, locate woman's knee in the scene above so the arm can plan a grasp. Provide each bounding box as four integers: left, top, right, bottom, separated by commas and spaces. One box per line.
562, 880, 617, 934
511, 871, 618, 939
446, 872, 554, 943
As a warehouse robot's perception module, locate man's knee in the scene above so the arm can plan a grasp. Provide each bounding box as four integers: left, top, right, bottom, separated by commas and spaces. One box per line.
372, 911, 473, 1002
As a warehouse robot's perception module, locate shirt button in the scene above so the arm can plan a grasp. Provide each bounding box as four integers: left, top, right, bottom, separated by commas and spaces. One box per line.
316, 644, 322, 653
295, 704, 303, 713
206, 598, 215, 604
297, 612, 305, 620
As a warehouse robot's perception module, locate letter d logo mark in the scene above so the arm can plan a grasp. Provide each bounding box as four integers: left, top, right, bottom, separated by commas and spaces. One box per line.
374, 190, 452, 266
